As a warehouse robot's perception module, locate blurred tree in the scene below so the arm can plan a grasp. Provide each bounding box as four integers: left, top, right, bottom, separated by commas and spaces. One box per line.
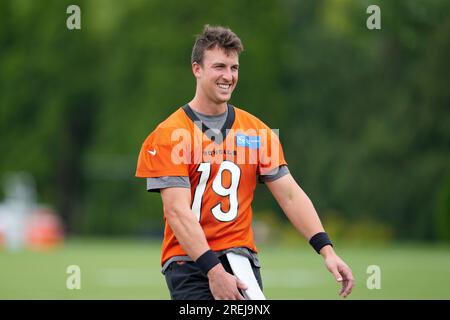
0, 0, 101, 232
1, 0, 449, 240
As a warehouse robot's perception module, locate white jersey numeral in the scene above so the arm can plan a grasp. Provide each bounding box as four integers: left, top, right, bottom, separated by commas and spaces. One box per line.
191, 162, 211, 221
192, 161, 241, 222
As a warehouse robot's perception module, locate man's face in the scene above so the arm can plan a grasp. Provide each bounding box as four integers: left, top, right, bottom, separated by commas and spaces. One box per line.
193, 46, 239, 105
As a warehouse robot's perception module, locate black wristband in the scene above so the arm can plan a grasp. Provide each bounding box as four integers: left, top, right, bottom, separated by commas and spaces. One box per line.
195, 249, 221, 275
309, 232, 333, 254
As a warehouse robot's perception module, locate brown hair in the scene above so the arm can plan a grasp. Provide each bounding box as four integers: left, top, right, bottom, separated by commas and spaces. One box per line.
191, 25, 244, 65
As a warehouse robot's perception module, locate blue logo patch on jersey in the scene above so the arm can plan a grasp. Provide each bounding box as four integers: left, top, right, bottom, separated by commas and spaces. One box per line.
236, 134, 260, 149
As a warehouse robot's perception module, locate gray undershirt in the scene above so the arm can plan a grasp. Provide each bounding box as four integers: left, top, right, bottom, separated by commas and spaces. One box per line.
194, 108, 228, 133
146, 108, 289, 273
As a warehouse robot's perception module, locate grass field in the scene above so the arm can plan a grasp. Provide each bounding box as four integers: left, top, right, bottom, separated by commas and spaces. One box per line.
1, 238, 449, 299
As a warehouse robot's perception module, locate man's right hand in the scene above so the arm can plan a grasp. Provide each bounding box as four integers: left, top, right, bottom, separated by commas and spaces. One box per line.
207, 264, 248, 300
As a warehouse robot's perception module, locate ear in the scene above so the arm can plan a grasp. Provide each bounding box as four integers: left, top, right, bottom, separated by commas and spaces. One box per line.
192, 62, 202, 78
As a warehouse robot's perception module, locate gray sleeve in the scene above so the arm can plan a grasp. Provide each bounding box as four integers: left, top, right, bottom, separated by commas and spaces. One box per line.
258, 165, 290, 183
147, 176, 191, 193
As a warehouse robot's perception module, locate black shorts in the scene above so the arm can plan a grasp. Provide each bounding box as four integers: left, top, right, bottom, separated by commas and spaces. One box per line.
164, 254, 263, 300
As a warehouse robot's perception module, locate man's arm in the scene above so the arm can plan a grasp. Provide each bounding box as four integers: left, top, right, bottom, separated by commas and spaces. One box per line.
265, 174, 354, 298
160, 187, 247, 299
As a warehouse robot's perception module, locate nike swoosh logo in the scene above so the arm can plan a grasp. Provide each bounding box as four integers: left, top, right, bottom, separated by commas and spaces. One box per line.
148, 149, 156, 156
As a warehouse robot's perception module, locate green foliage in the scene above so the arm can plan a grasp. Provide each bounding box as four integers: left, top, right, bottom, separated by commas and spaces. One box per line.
436, 172, 450, 241
325, 211, 394, 245
1, 0, 449, 239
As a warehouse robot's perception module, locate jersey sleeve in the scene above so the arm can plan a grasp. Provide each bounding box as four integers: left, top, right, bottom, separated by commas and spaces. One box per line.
257, 127, 287, 176
146, 176, 191, 193
135, 127, 190, 178
258, 165, 290, 183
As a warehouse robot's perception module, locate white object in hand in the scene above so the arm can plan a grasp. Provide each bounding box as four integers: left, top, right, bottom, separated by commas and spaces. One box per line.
226, 252, 266, 300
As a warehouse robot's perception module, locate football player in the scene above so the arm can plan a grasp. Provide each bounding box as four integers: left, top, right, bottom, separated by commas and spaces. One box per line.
136, 25, 354, 300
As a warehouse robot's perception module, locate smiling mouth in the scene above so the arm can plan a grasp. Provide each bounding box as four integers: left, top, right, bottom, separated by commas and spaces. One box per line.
217, 83, 232, 90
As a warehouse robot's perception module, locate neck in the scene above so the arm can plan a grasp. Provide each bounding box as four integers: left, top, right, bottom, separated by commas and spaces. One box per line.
189, 92, 228, 116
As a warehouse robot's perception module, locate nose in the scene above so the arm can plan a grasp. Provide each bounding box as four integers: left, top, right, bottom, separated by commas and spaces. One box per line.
221, 67, 233, 82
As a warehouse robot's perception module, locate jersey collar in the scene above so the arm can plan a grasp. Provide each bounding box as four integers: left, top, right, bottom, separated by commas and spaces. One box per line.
182, 104, 236, 144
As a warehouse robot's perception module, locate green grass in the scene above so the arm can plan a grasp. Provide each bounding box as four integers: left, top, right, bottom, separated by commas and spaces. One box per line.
0, 238, 449, 299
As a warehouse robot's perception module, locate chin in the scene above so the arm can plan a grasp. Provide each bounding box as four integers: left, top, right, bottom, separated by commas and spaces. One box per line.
217, 97, 231, 104
218, 93, 232, 102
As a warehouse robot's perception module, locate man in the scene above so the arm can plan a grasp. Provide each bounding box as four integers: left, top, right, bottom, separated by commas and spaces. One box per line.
136, 25, 354, 300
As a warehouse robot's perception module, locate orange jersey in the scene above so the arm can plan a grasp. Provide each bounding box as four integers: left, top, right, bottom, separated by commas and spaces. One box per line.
136, 105, 287, 266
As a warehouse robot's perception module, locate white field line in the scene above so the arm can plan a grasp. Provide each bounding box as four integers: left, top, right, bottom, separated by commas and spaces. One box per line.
95, 268, 164, 287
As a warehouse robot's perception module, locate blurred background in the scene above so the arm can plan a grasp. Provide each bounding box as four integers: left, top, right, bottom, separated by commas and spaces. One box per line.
0, 0, 449, 299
